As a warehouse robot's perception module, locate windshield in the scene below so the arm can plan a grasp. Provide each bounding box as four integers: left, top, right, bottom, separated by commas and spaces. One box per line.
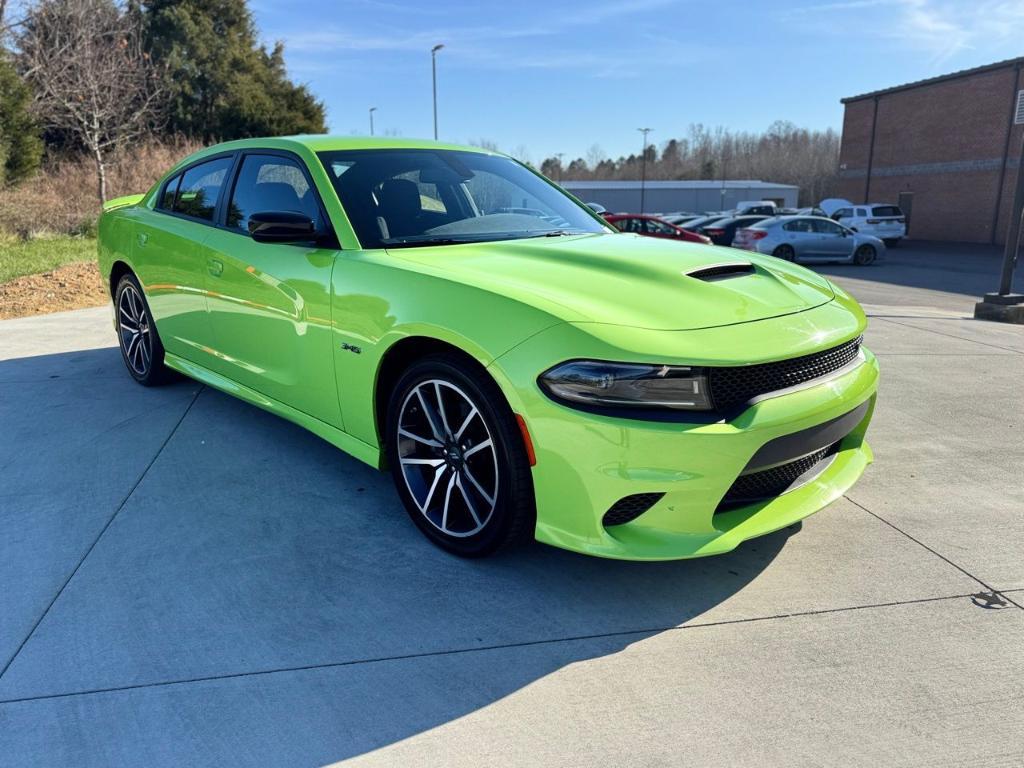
317, 148, 609, 248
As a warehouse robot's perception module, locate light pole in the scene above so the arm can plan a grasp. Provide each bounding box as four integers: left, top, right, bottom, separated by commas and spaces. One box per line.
431, 44, 444, 140
637, 128, 652, 214
368, 107, 377, 137
555, 152, 565, 185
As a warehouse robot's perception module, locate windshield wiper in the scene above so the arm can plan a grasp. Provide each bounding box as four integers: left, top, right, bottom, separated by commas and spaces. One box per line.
383, 237, 478, 248
529, 229, 589, 238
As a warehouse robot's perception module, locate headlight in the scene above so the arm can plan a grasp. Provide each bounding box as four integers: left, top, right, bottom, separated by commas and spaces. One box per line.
539, 360, 713, 411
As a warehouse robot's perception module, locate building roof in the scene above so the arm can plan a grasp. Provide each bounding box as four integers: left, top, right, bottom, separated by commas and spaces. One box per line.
841, 56, 1024, 103
561, 180, 799, 190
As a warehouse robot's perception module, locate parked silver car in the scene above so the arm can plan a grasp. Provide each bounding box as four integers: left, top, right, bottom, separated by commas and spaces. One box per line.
732, 216, 885, 265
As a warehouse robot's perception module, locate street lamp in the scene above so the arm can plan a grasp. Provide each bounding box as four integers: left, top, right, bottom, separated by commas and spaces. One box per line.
637, 128, 652, 214
431, 44, 444, 140
555, 152, 565, 185
369, 107, 377, 137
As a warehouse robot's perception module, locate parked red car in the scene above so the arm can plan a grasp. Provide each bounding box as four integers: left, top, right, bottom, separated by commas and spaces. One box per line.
605, 214, 712, 244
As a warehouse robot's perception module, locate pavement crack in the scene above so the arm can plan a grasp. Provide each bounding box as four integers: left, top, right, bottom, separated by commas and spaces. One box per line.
0, 591, 991, 706
0, 386, 204, 681
844, 494, 1024, 611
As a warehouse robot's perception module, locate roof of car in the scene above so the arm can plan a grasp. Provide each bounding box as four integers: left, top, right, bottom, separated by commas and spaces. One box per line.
185, 135, 498, 161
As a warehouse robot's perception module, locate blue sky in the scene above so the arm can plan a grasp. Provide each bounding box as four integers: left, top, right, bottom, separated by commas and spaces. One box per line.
253, 0, 1022, 163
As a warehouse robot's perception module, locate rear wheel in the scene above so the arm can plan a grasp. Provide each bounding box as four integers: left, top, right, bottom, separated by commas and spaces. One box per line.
773, 244, 795, 261
115, 273, 170, 385
385, 354, 535, 557
853, 244, 876, 266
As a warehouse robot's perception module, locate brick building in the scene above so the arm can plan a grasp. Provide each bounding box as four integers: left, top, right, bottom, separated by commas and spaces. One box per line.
837, 57, 1024, 244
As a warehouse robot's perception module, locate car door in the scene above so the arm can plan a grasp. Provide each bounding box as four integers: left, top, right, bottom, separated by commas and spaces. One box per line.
811, 218, 854, 259
201, 151, 342, 428
780, 219, 815, 258
131, 154, 234, 365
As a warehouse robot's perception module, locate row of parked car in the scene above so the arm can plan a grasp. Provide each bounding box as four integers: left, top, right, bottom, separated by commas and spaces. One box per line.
586, 200, 907, 267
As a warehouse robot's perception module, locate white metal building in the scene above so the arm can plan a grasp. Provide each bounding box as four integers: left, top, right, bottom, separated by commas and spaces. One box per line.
560, 180, 800, 214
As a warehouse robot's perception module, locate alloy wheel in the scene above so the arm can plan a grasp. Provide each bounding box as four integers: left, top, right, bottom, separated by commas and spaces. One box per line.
118, 282, 153, 377
396, 379, 499, 538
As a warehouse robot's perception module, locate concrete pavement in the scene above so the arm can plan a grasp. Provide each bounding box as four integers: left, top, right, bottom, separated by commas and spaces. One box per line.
1, 249, 1022, 766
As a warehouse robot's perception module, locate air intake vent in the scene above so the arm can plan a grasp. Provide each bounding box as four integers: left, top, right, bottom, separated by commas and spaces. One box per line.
602, 493, 664, 527
1016, 90, 1024, 125
686, 262, 755, 282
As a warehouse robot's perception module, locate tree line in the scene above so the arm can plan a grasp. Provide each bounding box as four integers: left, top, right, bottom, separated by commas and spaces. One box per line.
539, 122, 842, 206
0, 0, 325, 201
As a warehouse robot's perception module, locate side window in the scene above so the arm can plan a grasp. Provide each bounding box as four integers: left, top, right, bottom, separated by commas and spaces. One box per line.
227, 154, 323, 233
173, 157, 233, 222
813, 219, 843, 235
855, 207, 868, 217
834, 208, 852, 219
159, 173, 182, 210
646, 219, 675, 234
784, 219, 813, 233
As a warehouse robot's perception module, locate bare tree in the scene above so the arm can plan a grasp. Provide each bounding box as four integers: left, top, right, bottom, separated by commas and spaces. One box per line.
18, 0, 161, 202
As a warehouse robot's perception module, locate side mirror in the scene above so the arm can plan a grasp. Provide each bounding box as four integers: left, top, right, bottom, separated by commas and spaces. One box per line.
248, 211, 317, 243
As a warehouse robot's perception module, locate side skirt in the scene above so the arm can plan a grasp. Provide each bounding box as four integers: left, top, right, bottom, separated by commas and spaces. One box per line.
164, 352, 383, 470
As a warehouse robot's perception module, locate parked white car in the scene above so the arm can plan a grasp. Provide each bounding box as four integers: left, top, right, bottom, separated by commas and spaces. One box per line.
831, 204, 906, 245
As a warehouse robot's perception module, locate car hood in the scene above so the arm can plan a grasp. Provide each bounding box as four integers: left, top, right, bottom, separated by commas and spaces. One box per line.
386, 232, 835, 331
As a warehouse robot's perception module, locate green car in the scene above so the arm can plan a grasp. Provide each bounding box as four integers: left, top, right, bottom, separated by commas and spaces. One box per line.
98, 137, 878, 560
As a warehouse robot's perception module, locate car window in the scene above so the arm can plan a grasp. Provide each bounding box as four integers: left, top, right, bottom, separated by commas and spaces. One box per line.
812, 218, 844, 235
172, 156, 233, 222
227, 154, 322, 233
783, 219, 814, 233
646, 218, 675, 234
855, 207, 868, 217
159, 174, 182, 210
317, 148, 606, 248
871, 205, 902, 217
615, 218, 643, 233
834, 208, 853, 219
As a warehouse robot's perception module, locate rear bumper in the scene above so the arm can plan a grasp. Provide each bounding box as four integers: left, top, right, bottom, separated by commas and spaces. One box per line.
489, 319, 878, 561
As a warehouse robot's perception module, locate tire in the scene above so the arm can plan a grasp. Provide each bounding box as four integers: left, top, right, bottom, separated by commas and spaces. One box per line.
385, 353, 536, 557
114, 273, 171, 386
773, 244, 796, 261
853, 244, 876, 266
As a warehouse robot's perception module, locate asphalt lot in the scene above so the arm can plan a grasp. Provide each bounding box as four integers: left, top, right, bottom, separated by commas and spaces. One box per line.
1, 242, 1022, 767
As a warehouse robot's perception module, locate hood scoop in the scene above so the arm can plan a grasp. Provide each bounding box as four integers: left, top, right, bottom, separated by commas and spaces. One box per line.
685, 262, 756, 282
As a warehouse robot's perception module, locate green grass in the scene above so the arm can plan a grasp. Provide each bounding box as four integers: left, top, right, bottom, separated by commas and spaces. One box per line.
0, 236, 97, 284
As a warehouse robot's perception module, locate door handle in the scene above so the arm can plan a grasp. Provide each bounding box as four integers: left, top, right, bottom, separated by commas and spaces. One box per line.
137, 232, 148, 247
207, 258, 223, 278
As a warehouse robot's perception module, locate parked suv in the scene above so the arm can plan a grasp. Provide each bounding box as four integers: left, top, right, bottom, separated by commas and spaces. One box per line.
832, 204, 906, 246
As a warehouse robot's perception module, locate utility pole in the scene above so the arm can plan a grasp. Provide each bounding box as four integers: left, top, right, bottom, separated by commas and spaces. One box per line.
638, 127, 652, 214
431, 44, 444, 140
369, 107, 377, 137
975, 106, 1024, 323
555, 152, 564, 185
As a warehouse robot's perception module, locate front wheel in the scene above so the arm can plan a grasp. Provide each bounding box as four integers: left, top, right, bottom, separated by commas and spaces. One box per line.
853, 244, 877, 266
385, 354, 536, 557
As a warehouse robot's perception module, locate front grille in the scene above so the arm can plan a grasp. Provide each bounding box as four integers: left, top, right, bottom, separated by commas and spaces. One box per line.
717, 441, 841, 510
602, 493, 664, 527
708, 336, 862, 413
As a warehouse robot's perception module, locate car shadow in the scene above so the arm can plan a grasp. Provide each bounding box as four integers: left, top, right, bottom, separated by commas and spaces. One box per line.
0, 347, 797, 765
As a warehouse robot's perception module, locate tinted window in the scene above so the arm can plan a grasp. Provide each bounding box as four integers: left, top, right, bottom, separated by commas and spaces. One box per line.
855, 207, 868, 217
227, 154, 322, 233
317, 149, 606, 248
159, 174, 182, 210
646, 218, 676, 234
783, 219, 815, 233
812, 218, 844, 235
173, 157, 233, 221
834, 208, 853, 219
871, 205, 902, 217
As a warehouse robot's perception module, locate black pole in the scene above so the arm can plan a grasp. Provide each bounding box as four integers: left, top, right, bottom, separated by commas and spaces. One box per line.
998, 130, 1024, 295
638, 128, 651, 214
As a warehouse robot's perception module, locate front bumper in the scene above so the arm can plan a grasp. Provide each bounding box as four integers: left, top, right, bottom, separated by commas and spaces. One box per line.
489, 307, 878, 561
